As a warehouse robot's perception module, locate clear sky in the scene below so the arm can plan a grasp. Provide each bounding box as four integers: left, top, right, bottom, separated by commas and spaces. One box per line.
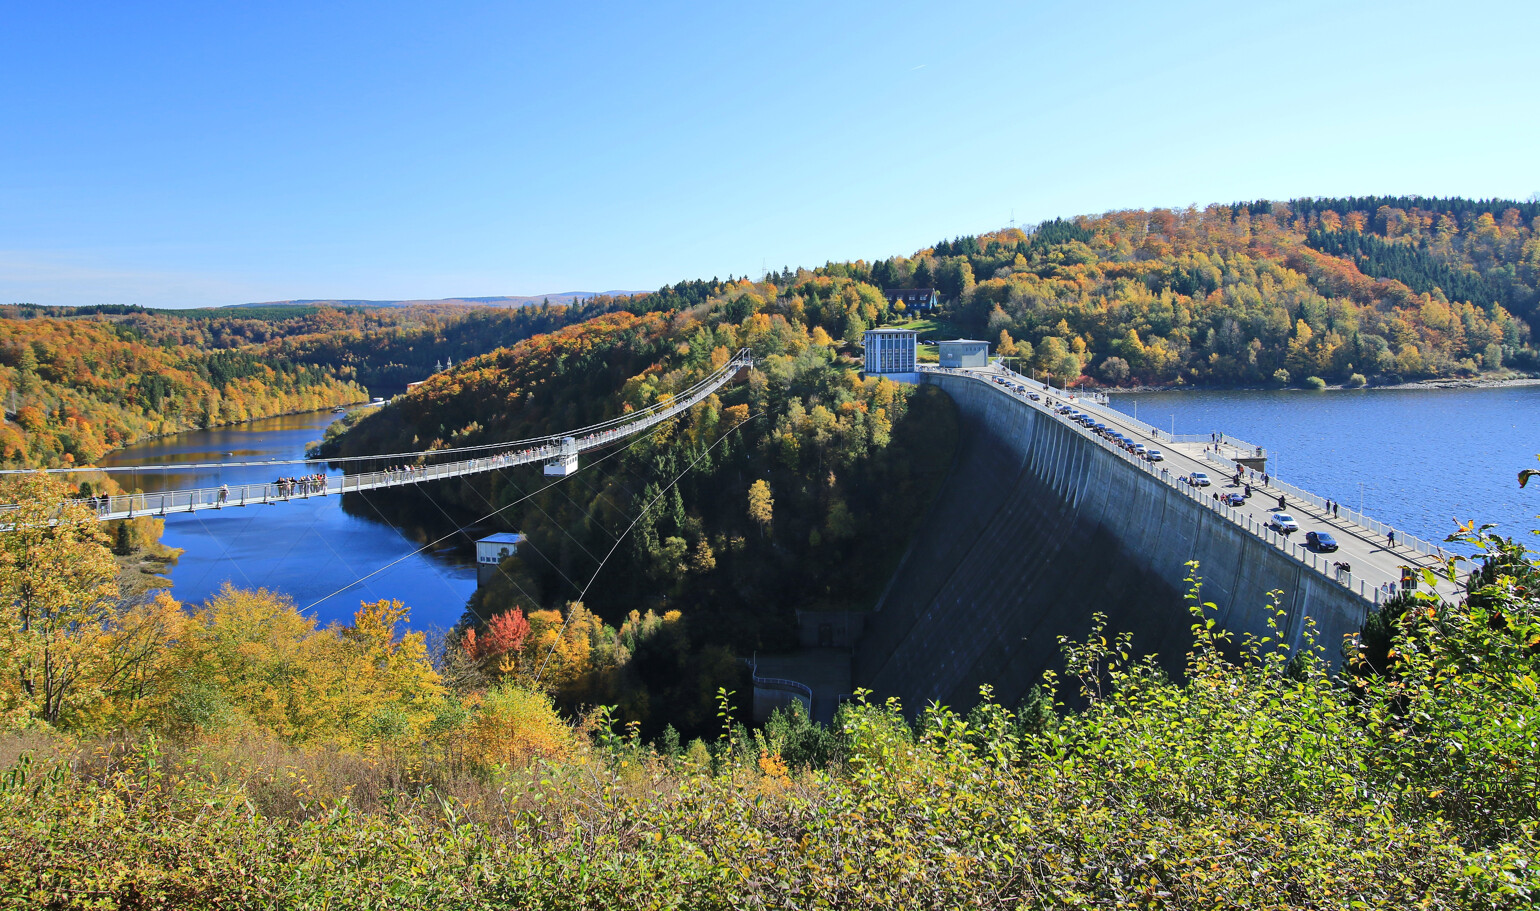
2, 0, 1537, 308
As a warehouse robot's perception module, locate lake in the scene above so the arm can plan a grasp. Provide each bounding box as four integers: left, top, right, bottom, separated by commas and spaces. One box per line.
98, 410, 478, 631
1105, 383, 1540, 551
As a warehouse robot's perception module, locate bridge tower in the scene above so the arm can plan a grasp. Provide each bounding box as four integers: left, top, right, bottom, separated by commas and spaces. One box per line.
543, 436, 579, 476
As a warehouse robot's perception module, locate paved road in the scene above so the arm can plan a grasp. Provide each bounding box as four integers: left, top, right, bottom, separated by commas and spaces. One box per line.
954, 365, 1454, 605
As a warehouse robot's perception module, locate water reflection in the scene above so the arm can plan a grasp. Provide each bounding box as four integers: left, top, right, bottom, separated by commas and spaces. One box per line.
99, 410, 478, 630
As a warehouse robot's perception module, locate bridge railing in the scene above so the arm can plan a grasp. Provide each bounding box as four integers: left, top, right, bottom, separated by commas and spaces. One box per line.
922, 366, 1425, 610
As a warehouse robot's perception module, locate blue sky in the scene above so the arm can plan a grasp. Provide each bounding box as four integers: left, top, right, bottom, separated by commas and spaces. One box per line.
2, 0, 1536, 308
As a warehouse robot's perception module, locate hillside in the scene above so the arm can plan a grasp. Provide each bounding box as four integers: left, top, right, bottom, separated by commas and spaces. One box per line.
917, 197, 1539, 387
0, 309, 365, 468
327, 301, 959, 735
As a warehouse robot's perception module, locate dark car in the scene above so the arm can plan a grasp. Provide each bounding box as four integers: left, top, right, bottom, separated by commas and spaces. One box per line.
1305, 531, 1339, 552
1221, 492, 1245, 506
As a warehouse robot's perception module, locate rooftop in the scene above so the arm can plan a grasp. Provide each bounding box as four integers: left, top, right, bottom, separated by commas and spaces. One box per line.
940, 338, 988, 345
866, 327, 918, 334
477, 532, 525, 545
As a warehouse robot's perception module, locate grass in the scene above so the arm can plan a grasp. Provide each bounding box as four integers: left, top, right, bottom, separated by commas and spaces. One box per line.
893, 316, 964, 363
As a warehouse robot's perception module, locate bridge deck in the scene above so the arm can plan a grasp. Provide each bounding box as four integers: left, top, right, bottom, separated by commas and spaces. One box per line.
927, 364, 1457, 609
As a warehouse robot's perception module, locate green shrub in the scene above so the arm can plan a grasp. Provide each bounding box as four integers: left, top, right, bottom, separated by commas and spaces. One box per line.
1345, 372, 1368, 388
1304, 375, 1327, 390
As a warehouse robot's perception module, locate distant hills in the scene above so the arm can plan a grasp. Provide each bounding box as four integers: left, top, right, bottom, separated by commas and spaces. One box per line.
228, 292, 639, 310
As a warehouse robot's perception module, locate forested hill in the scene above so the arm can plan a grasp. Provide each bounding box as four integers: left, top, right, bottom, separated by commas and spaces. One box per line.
0, 311, 365, 467
899, 196, 1538, 387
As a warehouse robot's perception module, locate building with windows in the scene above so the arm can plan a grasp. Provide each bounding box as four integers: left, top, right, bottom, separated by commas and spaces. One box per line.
884, 288, 938, 312
863, 327, 918, 380
938, 339, 990, 368
476, 532, 524, 586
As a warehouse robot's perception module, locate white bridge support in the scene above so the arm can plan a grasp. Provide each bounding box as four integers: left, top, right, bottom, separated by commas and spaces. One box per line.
7, 349, 753, 525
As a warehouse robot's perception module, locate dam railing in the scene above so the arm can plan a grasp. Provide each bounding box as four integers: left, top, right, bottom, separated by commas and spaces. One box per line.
983, 365, 1266, 457
920, 366, 1440, 608
1200, 449, 1451, 563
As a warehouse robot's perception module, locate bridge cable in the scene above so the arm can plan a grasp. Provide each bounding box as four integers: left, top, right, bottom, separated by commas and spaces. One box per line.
350, 484, 516, 603
532, 410, 763, 689
397, 471, 589, 599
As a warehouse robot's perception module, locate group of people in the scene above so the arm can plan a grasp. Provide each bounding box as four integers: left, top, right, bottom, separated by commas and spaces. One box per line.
275, 474, 326, 498
1324, 498, 1342, 518
84, 494, 110, 514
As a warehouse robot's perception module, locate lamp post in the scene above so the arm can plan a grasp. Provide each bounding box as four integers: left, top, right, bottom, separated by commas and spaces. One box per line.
1358, 481, 1365, 515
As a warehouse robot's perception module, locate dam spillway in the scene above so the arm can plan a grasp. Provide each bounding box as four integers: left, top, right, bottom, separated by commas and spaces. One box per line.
853, 370, 1380, 713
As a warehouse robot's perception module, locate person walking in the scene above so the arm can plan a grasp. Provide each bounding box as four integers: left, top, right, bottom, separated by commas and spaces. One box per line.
218, 484, 229, 506
1387, 530, 1396, 548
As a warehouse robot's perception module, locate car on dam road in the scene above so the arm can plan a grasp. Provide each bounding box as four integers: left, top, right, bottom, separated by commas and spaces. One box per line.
1145, 449, 1164, 461
1189, 472, 1212, 487
1268, 513, 1300, 534
1221, 492, 1246, 506
1305, 530, 1339, 552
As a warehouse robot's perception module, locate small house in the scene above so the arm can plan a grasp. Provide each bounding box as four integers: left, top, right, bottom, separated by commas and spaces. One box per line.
475, 532, 524, 586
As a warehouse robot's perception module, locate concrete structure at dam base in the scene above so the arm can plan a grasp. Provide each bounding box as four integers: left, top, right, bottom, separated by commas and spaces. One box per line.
851, 371, 1374, 715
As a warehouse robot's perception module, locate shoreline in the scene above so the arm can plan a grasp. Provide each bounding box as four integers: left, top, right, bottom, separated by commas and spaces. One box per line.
1101, 374, 1540, 395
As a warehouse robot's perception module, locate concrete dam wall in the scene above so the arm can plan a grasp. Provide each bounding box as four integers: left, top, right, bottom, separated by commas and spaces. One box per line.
853, 373, 1370, 713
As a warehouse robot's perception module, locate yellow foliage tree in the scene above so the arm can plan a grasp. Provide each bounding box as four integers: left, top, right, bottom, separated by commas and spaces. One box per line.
0, 473, 120, 728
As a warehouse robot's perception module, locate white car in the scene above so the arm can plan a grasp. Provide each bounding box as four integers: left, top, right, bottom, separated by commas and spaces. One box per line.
1146, 449, 1164, 461
1190, 472, 1211, 487
1267, 513, 1299, 534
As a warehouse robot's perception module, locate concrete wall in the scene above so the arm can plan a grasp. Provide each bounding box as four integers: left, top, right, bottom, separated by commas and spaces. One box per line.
853, 373, 1369, 713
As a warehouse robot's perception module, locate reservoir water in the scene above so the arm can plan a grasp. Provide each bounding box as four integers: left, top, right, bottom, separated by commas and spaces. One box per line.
1106, 384, 1540, 553
98, 410, 478, 631
101, 384, 1539, 631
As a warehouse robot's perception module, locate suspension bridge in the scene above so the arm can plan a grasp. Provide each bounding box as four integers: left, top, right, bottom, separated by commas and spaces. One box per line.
2, 349, 753, 523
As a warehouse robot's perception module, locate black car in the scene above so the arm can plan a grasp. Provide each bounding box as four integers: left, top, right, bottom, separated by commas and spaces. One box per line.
1305, 531, 1339, 552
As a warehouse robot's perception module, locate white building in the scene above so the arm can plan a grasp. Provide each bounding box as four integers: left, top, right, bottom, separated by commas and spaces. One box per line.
476, 532, 524, 586
938, 339, 989, 368
863, 327, 918, 379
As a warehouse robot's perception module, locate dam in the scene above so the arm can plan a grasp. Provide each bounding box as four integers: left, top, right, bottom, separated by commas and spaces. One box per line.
849, 363, 1449, 715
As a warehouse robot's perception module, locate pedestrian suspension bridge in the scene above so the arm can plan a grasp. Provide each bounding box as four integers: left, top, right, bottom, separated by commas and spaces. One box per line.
4, 349, 753, 523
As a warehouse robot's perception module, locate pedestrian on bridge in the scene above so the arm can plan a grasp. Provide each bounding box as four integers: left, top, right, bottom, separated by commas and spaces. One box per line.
218, 484, 229, 506
1388, 530, 1396, 548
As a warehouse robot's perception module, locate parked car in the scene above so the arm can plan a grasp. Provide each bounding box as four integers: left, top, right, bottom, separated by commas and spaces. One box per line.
1268, 513, 1299, 533
1133, 444, 1147, 456
1190, 472, 1211, 487
1221, 492, 1246, 506
1146, 449, 1164, 461
1305, 530, 1339, 552
1027, 392, 1040, 401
